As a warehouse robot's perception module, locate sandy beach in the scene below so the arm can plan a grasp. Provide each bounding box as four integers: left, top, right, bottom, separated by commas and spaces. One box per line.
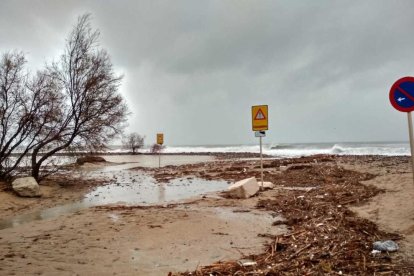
3, 1, 414, 275
1, 154, 414, 275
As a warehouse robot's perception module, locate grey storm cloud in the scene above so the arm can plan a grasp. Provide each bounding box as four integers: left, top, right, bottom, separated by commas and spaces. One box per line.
1, 0, 414, 145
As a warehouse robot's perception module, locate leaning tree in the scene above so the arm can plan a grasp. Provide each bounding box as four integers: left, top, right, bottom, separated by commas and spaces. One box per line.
0, 52, 60, 180
30, 14, 128, 180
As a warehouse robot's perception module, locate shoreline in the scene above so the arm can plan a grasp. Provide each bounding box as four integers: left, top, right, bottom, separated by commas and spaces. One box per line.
1, 154, 414, 274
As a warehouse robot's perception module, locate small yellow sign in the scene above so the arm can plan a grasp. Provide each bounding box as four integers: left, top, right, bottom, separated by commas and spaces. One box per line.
157, 133, 164, 145
252, 105, 268, 131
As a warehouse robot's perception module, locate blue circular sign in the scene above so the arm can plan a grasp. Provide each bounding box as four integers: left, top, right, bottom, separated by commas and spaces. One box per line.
389, 77, 414, 112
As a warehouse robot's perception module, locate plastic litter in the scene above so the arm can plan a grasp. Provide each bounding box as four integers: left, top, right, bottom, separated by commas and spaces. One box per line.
372, 240, 399, 252
238, 259, 257, 266
371, 249, 381, 255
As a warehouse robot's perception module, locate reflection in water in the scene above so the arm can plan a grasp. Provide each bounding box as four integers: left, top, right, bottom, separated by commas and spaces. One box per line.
0, 202, 90, 230
84, 176, 227, 205
100, 155, 214, 168
0, 163, 229, 230
158, 183, 166, 202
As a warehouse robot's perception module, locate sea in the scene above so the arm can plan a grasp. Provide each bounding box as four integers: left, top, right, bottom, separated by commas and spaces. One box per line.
109, 142, 411, 158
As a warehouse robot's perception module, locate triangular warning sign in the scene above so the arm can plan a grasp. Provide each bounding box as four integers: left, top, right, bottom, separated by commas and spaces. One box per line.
254, 109, 266, 120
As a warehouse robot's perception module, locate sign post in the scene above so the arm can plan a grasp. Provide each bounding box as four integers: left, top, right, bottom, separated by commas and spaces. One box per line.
156, 133, 164, 168
408, 112, 414, 178
389, 77, 414, 183
252, 105, 268, 186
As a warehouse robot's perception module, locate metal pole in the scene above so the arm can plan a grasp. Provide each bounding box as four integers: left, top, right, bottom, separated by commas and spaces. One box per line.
260, 136, 263, 187
407, 112, 414, 183
159, 150, 161, 169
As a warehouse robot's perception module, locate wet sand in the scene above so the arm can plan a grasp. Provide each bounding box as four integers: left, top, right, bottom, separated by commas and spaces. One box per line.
1, 154, 414, 274
0, 197, 287, 275
0, 155, 215, 218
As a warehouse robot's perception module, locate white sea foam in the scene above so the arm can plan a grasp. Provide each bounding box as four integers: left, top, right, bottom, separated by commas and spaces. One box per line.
8, 142, 407, 170
162, 145, 261, 154
272, 143, 410, 157
121, 142, 410, 158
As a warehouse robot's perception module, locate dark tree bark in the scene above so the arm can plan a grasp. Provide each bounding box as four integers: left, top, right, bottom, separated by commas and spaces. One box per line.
0, 52, 59, 180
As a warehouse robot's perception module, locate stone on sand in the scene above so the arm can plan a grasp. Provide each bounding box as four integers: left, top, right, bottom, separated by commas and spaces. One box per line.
76, 156, 106, 165
227, 177, 260, 199
258, 181, 275, 189
12, 177, 41, 197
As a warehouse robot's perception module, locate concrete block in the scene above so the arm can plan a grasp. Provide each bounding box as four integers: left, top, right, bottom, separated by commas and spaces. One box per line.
227, 177, 259, 199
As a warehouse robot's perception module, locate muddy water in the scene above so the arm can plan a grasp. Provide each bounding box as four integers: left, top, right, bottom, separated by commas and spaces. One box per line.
101, 154, 214, 167
0, 157, 288, 275
0, 162, 229, 230
84, 177, 228, 206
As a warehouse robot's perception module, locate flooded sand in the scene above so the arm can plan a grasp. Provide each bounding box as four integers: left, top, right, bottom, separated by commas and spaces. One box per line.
100, 154, 214, 167
0, 154, 217, 220
0, 176, 229, 230
0, 159, 229, 230
0, 194, 287, 276
2, 155, 414, 275
129, 206, 287, 275
0, 154, 290, 275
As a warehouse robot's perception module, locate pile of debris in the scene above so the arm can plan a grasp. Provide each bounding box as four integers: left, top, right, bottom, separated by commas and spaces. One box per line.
173, 159, 414, 275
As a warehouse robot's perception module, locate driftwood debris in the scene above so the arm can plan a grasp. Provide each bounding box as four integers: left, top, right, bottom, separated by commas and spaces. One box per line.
171, 156, 414, 275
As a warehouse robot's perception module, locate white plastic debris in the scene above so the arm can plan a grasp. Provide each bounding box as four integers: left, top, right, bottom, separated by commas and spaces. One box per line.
238, 259, 257, 266
373, 240, 399, 252
371, 249, 381, 255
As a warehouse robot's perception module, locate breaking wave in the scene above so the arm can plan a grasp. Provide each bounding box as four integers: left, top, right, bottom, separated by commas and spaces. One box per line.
108, 142, 410, 158
331, 144, 345, 154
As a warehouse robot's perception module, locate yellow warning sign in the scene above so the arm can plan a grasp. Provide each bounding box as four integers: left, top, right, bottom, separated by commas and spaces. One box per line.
252, 105, 268, 131
157, 133, 164, 145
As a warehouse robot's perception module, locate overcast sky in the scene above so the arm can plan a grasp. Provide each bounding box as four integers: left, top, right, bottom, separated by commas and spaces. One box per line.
1, 0, 413, 145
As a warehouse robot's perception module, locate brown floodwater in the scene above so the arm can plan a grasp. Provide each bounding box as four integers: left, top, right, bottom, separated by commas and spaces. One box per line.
100, 154, 214, 167
0, 160, 229, 230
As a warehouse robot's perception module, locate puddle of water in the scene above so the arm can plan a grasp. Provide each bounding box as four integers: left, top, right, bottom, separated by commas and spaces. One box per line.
101, 155, 214, 168
0, 202, 89, 229
84, 177, 228, 205
0, 165, 229, 230
98, 163, 142, 172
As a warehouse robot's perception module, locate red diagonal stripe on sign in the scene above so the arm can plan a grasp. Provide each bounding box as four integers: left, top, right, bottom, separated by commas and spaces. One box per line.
396, 86, 414, 102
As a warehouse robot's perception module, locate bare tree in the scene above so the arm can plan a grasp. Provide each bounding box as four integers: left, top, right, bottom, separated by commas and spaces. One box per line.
30, 14, 128, 180
0, 52, 58, 180
123, 133, 144, 154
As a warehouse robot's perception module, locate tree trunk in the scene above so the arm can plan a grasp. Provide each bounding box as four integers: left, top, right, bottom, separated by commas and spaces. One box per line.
31, 164, 40, 182
31, 148, 40, 181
